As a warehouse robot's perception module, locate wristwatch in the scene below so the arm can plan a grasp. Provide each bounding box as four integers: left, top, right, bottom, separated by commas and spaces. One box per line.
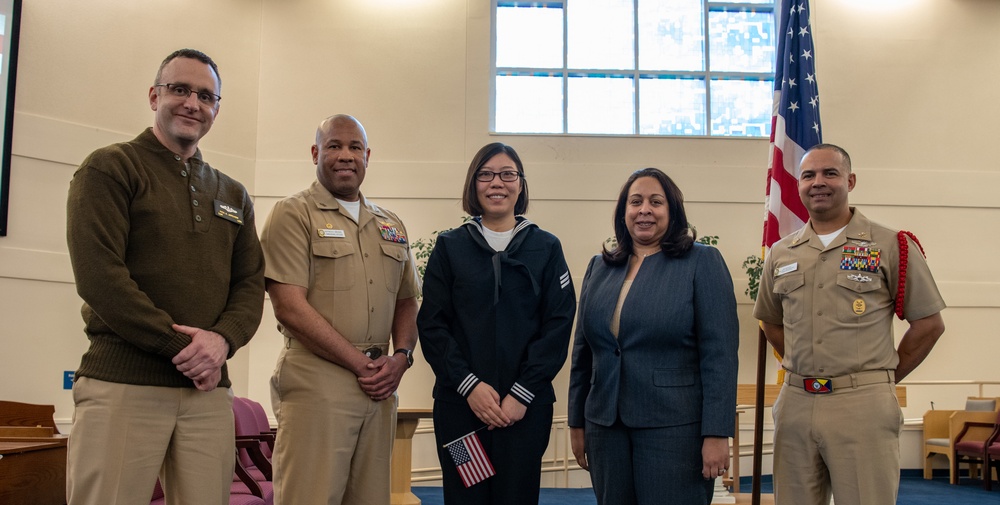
393, 349, 414, 368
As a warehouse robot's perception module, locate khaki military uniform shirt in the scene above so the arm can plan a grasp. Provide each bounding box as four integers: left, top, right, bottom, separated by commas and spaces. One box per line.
754, 208, 945, 377
260, 181, 420, 346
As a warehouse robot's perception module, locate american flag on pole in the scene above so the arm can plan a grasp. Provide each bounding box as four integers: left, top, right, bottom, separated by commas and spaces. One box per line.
763, 0, 822, 384
445, 430, 495, 488
763, 0, 822, 250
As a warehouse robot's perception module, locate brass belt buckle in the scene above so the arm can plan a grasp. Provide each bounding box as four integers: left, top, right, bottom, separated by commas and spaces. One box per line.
363, 346, 382, 359
803, 377, 833, 394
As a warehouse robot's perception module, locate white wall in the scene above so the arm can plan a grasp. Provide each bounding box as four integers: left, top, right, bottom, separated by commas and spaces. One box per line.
1, 0, 997, 475
0, 0, 263, 407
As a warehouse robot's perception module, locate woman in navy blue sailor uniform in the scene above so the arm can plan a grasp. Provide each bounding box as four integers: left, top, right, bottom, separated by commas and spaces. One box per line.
418, 143, 576, 505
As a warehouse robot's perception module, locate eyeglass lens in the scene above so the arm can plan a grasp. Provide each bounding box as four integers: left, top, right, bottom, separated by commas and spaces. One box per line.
477, 171, 520, 182
161, 83, 219, 105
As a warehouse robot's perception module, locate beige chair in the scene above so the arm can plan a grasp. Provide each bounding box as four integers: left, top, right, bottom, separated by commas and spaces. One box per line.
923, 397, 1000, 483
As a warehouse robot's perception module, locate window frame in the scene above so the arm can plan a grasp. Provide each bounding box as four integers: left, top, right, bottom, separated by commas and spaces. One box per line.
490, 0, 777, 138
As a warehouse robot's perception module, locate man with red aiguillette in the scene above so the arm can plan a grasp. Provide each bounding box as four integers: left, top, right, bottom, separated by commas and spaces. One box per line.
753, 143, 945, 505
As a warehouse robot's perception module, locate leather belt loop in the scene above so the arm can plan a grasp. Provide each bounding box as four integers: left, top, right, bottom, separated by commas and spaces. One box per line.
851, 373, 858, 389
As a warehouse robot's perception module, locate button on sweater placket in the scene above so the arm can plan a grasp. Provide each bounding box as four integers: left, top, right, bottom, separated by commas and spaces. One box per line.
185, 161, 207, 231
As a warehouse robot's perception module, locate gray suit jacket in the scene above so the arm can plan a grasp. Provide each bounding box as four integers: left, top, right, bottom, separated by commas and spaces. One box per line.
568, 244, 739, 436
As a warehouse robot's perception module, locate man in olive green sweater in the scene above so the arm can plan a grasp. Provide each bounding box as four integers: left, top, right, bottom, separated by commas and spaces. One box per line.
65, 49, 265, 505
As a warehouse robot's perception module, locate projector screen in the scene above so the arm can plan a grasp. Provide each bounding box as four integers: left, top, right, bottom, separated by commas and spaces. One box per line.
0, 0, 21, 236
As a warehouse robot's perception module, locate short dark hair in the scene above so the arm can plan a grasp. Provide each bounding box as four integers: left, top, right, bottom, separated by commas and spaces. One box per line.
155, 48, 221, 89
804, 143, 852, 172
461, 142, 529, 217
603, 167, 694, 265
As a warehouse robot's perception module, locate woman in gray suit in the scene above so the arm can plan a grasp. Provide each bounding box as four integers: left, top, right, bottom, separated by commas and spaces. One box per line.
568, 168, 739, 505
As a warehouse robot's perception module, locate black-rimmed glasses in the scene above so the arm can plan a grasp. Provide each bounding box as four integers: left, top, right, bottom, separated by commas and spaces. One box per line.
155, 83, 221, 106
476, 170, 522, 182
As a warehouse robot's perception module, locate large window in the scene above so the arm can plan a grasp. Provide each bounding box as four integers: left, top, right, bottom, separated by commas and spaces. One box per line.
492, 0, 776, 137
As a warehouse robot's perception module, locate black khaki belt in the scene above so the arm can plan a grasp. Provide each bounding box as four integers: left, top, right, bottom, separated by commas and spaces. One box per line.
784, 369, 893, 394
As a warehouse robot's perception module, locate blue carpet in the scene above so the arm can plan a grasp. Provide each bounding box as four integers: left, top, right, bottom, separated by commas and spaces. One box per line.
412, 486, 595, 505
412, 473, 1000, 504
896, 474, 1000, 505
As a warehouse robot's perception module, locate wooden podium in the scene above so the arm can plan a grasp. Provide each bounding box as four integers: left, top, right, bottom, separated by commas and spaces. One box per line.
391, 409, 433, 505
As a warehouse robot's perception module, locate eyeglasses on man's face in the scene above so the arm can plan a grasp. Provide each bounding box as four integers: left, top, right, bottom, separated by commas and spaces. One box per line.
476, 170, 522, 183
155, 83, 221, 106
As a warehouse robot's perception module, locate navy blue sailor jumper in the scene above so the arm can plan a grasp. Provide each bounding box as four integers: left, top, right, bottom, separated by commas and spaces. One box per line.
417, 217, 577, 409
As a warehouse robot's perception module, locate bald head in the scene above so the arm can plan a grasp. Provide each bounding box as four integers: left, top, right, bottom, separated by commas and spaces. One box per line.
312, 114, 370, 201
316, 115, 368, 148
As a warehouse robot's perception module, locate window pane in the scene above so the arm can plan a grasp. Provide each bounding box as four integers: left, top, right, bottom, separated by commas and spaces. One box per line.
710, 78, 773, 137
638, 0, 704, 71
567, 74, 634, 134
709, 8, 775, 72
567, 0, 634, 69
493, 1, 777, 136
639, 76, 706, 135
495, 74, 564, 133
497, 4, 564, 68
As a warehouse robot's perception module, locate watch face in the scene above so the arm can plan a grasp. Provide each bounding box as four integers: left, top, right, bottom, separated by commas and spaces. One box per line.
396, 349, 413, 367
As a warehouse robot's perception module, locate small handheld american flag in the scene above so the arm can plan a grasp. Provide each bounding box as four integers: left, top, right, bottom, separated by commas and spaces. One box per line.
444, 430, 495, 488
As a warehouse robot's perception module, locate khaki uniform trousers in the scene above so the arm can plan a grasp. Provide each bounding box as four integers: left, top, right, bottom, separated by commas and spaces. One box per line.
67, 377, 235, 505
271, 340, 396, 505
772, 380, 903, 505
